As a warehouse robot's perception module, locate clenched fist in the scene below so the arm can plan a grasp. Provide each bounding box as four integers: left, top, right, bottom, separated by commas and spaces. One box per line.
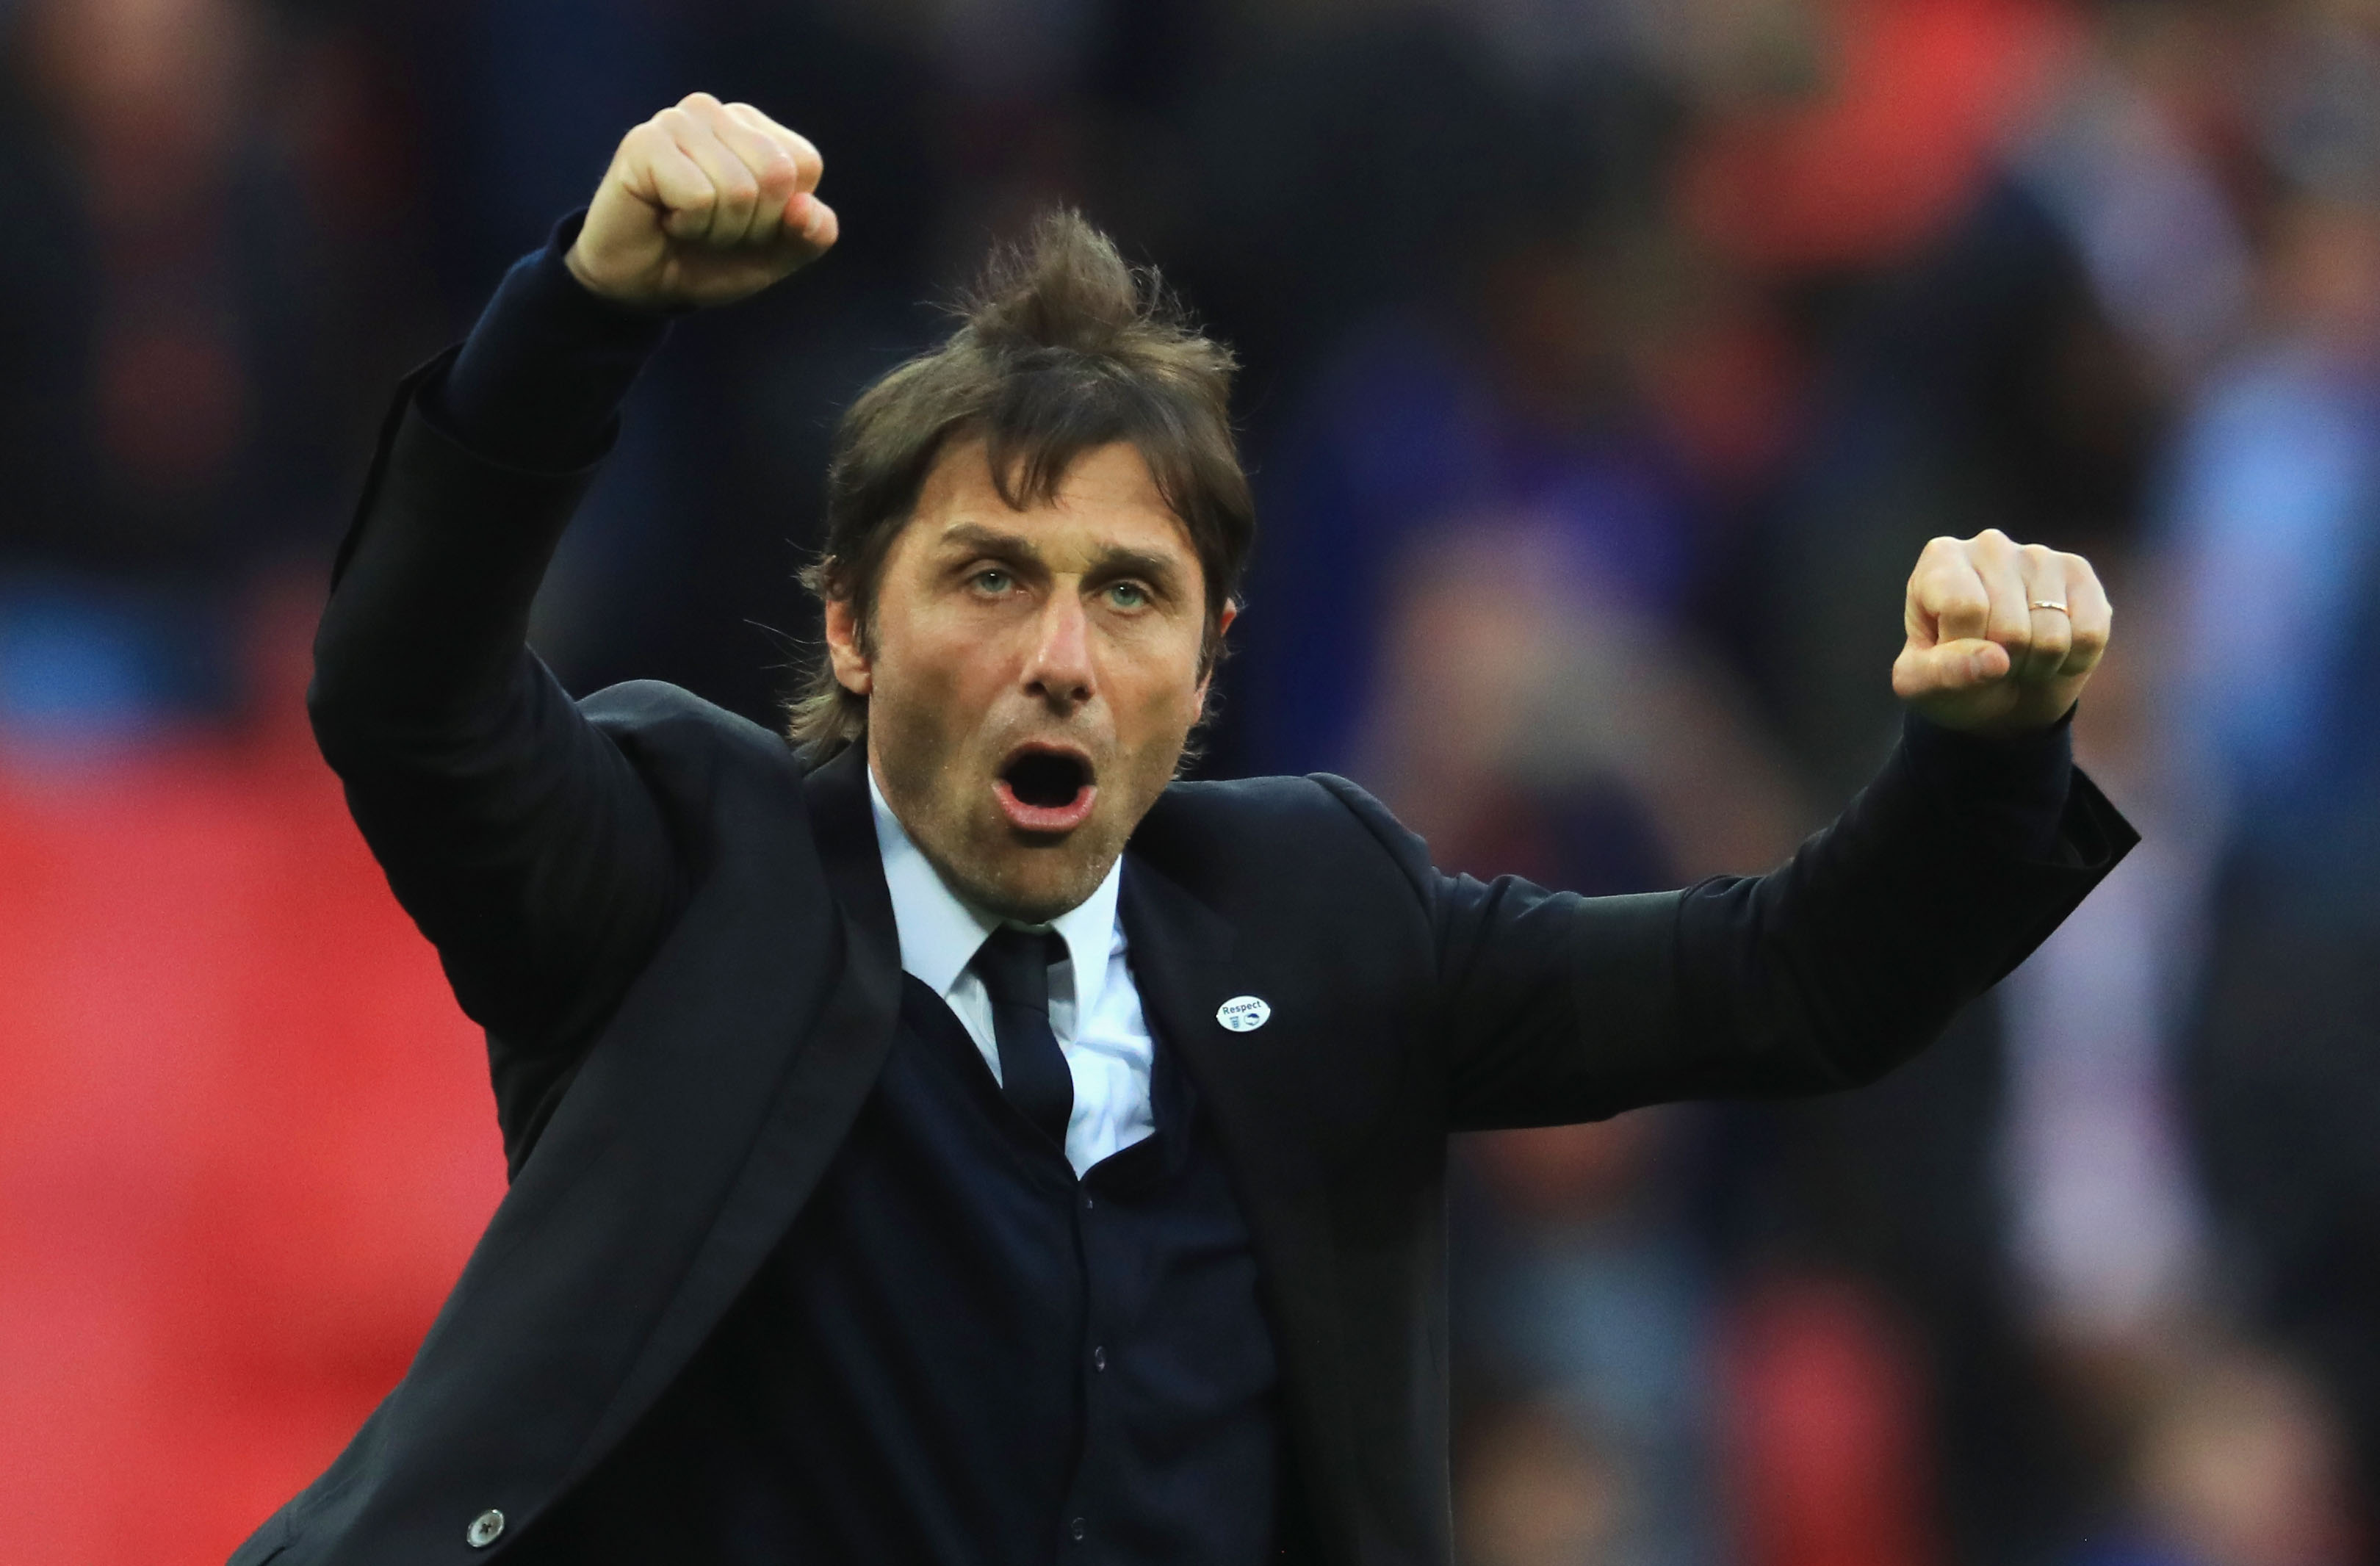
566, 93, 837, 312
1893, 530, 2111, 737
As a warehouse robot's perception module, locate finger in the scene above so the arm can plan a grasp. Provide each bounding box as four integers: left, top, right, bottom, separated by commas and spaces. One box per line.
722, 104, 826, 243
790, 193, 839, 254
620, 119, 716, 225
1972, 527, 2035, 673
1894, 636, 2011, 701
2013, 544, 2071, 682
721, 101, 823, 195
758, 193, 839, 273
1912, 537, 1991, 646
2059, 552, 2113, 679
691, 96, 805, 245
658, 98, 762, 245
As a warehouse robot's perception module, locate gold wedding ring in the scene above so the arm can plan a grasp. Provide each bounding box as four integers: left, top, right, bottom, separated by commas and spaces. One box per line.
2028, 599, 2069, 613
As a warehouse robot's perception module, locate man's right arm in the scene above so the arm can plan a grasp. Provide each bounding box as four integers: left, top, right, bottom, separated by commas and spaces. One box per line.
309, 95, 837, 1054
423, 209, 670, 472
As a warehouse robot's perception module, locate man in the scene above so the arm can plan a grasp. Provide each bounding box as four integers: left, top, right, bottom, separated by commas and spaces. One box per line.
237, 95, 2134, 1565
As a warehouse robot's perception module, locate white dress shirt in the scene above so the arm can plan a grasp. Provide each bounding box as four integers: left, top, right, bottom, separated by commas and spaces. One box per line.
868, 768, 1156, 1177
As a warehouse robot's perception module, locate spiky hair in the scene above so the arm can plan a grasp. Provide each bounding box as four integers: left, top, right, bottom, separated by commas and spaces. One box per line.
787, 209, 1252, 759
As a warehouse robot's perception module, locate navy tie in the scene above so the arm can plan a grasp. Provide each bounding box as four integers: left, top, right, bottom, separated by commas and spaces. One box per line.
971, 927, 1074, 1147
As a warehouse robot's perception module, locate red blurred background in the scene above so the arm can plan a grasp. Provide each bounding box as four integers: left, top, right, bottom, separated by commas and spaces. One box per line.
4, 0, 2379, 1561
0, 657, 502, 1563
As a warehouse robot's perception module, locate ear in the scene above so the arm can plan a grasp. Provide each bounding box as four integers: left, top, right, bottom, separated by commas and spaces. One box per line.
824, 597, 873, 696
1193, 599, 1238, 711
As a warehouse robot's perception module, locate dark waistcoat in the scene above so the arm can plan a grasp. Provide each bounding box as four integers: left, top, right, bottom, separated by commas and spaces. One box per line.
508, 969, 1281, 1565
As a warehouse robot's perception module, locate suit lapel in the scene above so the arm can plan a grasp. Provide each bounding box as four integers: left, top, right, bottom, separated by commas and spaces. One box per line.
1117, 853, 1266, 1167
568, 742, 905, 1471
1119, 851, 1364, 1565
804, 742, 901, 958
1121, 852, 1347, 1194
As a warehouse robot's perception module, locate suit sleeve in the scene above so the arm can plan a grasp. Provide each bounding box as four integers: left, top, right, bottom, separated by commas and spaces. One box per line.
309, 343, 685, 1058
1319, 723, 2138, 1130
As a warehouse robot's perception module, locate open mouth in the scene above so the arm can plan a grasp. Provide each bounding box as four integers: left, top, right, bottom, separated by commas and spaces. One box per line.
995, 746, 1098, 834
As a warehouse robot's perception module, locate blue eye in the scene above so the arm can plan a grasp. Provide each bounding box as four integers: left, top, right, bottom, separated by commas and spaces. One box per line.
973, 569, 1012, 593
1108, 582, 1148, 609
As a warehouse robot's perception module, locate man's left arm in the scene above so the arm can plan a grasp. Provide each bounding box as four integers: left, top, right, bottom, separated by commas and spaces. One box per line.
1421, 530, 2140, 1129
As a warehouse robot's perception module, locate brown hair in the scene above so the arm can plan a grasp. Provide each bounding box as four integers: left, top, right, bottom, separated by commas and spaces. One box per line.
786, 208, 1254, 760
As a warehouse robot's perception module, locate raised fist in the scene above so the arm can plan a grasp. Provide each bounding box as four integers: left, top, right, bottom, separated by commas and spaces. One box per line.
566, 93, 837, 312
1892, 530, 2112, 737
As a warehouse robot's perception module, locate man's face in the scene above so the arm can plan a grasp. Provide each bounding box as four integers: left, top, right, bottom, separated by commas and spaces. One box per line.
826, 439, 1229, 923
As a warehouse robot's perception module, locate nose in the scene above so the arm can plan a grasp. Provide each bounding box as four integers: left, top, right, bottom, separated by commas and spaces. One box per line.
1022, 591, 1094, 711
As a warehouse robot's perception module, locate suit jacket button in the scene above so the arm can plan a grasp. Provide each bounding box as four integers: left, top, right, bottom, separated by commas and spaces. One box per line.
466, 1509, 505, 1548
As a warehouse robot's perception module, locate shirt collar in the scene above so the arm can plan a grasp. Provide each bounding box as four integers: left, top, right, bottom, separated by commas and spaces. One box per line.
867, 763, 1123, 1006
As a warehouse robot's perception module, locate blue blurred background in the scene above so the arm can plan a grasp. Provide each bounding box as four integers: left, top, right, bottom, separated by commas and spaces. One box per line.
1, 0, 2376, 1561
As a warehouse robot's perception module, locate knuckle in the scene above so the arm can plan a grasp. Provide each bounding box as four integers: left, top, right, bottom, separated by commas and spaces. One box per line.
2020, 541, 2056, 566
680, 90, 721, 110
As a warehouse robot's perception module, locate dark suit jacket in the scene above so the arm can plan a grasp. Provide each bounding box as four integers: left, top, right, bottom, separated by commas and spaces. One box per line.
231, 359, 2136, 1566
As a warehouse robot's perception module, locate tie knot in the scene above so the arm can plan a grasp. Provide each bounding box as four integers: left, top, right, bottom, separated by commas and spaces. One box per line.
973, 926, 1064, 1014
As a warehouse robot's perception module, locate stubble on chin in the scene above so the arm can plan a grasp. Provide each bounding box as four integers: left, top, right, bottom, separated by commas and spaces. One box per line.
870, 682, 1197, 923
870, 714, 1118, 924
932, 826, 1119, 926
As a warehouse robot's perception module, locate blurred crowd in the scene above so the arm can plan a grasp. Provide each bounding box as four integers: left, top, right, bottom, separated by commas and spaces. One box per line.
2, 0, 2379, 1561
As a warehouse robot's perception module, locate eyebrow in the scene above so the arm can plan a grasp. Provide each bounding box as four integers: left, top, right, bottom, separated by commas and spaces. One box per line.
935, 523, 1187, 593
935, 522, 1041, 560
1088, 546, 1184, 588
